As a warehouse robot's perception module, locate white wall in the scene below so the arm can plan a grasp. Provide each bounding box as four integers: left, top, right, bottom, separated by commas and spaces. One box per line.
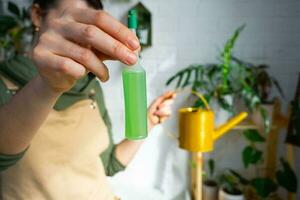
2, 0, 300, 199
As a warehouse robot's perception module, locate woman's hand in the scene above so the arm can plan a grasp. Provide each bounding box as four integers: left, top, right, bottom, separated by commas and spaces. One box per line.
32, 8, 140, 93
148, 91, 176, 131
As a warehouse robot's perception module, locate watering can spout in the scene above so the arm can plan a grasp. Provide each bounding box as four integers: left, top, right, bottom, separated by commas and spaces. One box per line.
214, 112, 248, 140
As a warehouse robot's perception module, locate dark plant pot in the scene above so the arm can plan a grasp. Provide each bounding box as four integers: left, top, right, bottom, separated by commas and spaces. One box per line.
203, 180, 218, 200
219, 187, 244, 200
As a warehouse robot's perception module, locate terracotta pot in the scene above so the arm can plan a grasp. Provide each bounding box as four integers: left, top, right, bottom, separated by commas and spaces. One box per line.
203, 180, 218, 200
219, 188, 244, 200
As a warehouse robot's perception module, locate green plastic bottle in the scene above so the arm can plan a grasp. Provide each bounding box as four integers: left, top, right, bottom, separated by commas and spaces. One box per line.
123, 10, 148, 140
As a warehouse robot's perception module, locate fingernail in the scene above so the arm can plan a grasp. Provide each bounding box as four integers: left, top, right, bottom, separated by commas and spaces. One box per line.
127, 39, 140, 50
126, 52, 137, 65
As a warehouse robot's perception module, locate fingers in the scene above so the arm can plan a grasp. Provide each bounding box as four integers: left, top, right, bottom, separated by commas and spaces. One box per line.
40, 32, 109, 81
54, 17, 138, 65
150, 91, 176, 111
153, 107, 172, 124
159, 91, 176, 104
158, 99, 175, 109
93, 49, 115, 61
154, 107, 172, 117
56, 21, 137, 65
71, 9, 140, 50
148, 91, 176, 125
33, 48, 86, 80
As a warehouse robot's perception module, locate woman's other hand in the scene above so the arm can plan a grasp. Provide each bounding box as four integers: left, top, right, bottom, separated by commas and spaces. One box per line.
31, 4, 140, 93
148, 91, 176, 131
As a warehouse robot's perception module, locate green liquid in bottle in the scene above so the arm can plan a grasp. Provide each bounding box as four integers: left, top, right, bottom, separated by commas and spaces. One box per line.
123, 9, 148, 140
123, 66, 148, 140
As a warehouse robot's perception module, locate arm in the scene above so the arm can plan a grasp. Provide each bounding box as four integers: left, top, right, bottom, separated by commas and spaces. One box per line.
115, 92, 176, 166
0, 76, 61, 154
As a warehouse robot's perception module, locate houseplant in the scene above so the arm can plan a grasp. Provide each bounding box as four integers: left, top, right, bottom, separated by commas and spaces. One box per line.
203, 158, 219, 200
231, 59, 284, 104
218, 170, 244, 200
166, 25, 270, 133
0, 1, 32, 60
232, 58, 285, 129
229, 129, 298, 200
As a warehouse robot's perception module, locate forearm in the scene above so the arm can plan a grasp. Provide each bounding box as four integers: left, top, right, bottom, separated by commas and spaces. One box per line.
114, 122, 154, 166
0, 75, 61, 154
114, 139, 144, 166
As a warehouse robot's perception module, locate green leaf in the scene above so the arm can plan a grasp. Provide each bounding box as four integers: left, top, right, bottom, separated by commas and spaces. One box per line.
176, 73, 183, 88
194, 67, 199, 82
250, 95, 261, 110
166, 75, 176, 86
251, 178, 277, 198
207, 64, 220, 81
8, 1, 21, 17
182, 70, 191, 87
21, 7, 30, 20
166, 65, 199, 88
242, 146, 263, 168
241, 86, 261, 111
0, 15, 18, 34
243, 129, 265, 143
229, 169, 249, 185
220, 24, 245, 89
219, 172, 237, 193
208, 159, 215, 178
217, 96, 233, 113
276, 158, 298, 193
194, 94, 211, 109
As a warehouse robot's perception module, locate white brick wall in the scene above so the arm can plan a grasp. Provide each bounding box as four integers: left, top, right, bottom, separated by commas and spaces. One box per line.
2, 0, 300, 199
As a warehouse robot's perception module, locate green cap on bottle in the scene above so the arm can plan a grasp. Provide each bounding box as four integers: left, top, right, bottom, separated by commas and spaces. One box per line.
128, 9, 138, 29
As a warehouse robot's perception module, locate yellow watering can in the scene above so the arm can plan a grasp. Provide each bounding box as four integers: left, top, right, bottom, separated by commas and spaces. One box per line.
178, 92, 248, 152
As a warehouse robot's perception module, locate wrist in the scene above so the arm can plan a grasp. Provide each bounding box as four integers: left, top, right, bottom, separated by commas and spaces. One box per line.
124, 139, 144, 146
32, 75, 62, 99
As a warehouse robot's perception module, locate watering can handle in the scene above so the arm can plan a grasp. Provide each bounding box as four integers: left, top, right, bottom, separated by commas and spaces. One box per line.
162, 89, 211, 141
190, 91, 211, 110
174, 89, 211, 110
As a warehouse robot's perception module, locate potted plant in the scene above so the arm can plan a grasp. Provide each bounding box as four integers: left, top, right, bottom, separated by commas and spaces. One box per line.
230, 158, 297, 200
166, 25, 271, 132
232, 58, 285, 129
229, 129, 298, 200
203, 158, 219, 200
0, 1, 32, 60
251, 64, 284, 128
218, 170, 244, 200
